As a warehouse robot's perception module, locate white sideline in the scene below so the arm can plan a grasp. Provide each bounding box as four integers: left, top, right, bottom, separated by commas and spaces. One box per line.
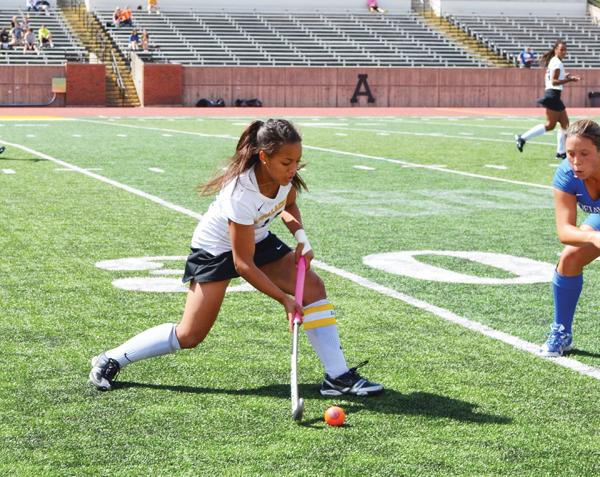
77, 119, 554, 191
4, 138, 600, 382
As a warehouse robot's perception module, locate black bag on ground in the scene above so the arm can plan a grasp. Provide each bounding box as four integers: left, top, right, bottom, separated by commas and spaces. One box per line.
234, 98, 262, 107
196, 98, 226, 107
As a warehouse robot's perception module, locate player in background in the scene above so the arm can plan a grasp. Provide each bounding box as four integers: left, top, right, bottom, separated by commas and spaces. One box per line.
540, 119, 600, 356
89, 119, 383, 397
515, 40, 580, 160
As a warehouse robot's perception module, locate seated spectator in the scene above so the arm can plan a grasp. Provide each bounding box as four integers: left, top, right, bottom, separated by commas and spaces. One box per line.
141, 29, 149, 51
9, 23, 25, 48
38, 24, 53, 48
147, 0, 160, 14
119, 7, 133, 28
367, 0, 386, 13
0, 28, 11, 50
35, 0, 51, 15
518, 47, 537, 68
112, 6, 122, 27
23, 27, 37, 52
129, 28, 139, 50
26, 0, 39, 12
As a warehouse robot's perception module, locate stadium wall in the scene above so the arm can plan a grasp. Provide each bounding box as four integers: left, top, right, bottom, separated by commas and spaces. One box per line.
0, 64, 105, 107
179, 67, 600, 108
84, 0, 409, 12
430, 0, 587, 17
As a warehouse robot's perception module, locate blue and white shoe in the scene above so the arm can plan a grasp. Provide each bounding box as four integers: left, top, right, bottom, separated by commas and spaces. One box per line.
539, 324, 573, 357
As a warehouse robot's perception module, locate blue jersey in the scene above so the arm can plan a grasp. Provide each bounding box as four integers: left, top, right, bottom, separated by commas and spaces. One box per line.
553, 159, 600, 214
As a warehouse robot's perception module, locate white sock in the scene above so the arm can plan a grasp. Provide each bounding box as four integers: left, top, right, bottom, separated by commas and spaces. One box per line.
557, 128, 567, 154
521, 124, 546, 141
302, 299, 348, 378
105, 323, 181, 368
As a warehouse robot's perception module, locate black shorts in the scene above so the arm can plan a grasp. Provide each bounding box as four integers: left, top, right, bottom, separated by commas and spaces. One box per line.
537, 89, 565, 112
182, 232, 292, 284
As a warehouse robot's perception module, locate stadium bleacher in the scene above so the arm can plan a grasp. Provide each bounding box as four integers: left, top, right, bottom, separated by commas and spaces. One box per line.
449, 15, 600, 67
93, 10, 487, 67
0, 9, 85, 64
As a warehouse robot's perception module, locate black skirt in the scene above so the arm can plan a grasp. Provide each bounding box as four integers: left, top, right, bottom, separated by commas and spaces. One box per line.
537, 89, 565, 112
182, 232, 292, 283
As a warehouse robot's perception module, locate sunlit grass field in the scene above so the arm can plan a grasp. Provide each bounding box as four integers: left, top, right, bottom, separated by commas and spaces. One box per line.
2, 114, 600, 475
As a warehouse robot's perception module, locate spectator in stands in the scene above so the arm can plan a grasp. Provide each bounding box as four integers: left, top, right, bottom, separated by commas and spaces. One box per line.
367, 0, 386, 13
515, 40, 581, 161
141, 29, 150, 51
119, 7, 133, 28
112, 6, 122, 27
26, 0, 39, 12
518, 47, 537, 68
129, 28, 140, 50
35, 0, 51, 15
11, 16, 20, 28
9, 23, 25, 48
38, 24, 53, 48
0, 28, 10, 50
147, 0, 160, 14
23, 27, 38, 53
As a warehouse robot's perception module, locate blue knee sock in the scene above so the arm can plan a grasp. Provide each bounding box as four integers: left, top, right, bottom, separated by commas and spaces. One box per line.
552, 271, 583, 334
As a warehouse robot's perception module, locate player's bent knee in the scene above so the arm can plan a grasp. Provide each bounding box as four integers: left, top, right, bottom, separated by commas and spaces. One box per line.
559, 247, 590, 272
175, 329, 206, 349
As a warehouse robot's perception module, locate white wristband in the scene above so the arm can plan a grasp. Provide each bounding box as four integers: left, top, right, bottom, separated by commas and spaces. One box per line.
294, 229, 312, 255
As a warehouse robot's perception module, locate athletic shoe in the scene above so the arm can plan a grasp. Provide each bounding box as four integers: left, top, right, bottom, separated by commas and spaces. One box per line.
320, 361, 384, 396
515, 135, 526, 152
539, 324, 573, 357
89, 353, 121, 391
556, 152, 567, 160
0, 146, 5, 154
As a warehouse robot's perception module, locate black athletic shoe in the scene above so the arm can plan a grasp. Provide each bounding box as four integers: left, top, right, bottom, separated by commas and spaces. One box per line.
0, 146, 5, 155
320, 361, 384, 396
515, 135, 526, 152
89, 353, 121, 391
556, 152, 567, 160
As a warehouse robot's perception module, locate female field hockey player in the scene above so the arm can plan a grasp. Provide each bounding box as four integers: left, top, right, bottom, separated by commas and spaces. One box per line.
89, 119, 383, 396
540, 119, 600, 356
515, 40, 580, 160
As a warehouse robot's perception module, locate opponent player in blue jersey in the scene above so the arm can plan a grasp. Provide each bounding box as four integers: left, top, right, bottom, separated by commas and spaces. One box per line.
541, 119, 600, 356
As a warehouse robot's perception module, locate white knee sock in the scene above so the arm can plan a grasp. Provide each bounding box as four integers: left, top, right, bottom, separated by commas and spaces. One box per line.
557, 128, 567, 154
521, 124, 546, 141
105, 323, 181, 368
302, 299, 348, 378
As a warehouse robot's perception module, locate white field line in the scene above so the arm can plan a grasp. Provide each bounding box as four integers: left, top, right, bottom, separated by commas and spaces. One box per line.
2, 169, 16, 174
77, 119, 553, 191
3, 137, 599, 382
1, 139, 202, 220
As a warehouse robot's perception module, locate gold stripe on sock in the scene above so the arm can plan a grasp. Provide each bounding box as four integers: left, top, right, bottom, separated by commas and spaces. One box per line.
303, 317, 337, 330
304, 303, 334, 315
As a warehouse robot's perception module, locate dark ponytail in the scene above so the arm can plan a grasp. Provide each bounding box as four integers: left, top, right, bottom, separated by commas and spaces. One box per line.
200, 119, 306, 195
540, 39, 566, 67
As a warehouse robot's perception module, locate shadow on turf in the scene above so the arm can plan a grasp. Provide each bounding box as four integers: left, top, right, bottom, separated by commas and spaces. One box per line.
567, 348, 600, 359
0, 155, 46, 163
114, 381, 510, 425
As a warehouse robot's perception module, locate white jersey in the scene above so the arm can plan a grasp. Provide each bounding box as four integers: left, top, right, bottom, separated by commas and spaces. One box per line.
545, 56, 565, 91
191, 164, 292, 255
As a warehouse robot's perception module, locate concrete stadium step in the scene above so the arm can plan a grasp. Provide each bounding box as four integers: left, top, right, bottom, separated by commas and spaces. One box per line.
60, 4, 141, 106
418, 10, 512, 67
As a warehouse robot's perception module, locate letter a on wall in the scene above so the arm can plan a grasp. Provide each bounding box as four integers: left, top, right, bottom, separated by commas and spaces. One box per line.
351, 74, 375, 104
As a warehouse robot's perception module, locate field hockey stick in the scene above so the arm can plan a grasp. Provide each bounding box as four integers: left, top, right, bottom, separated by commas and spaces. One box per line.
291, 255, 306, 422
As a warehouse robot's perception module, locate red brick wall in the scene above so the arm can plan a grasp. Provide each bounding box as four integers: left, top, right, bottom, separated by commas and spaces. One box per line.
0, 66, 65, 106
182, 67, 600, 108
65, 63, 106, 106
142, 64, 183, 106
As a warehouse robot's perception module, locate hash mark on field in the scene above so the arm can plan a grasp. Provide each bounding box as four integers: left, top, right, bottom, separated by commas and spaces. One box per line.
459, 132, 474, 136
353, 165, 375, 171
334, 133, 348, 136
26, 134, 36, 138
149, 167, 164, 173
485, 165, 508, 170
72, 134, 82, 137
2, 169, 16, 174
117, 134, 128, 137
377, 132, 390, 136
161, 134, 173, 137
549, 164, 560, 167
